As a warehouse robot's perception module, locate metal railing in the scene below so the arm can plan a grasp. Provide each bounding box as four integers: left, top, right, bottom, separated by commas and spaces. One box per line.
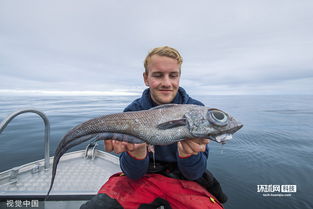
0, 109, 50, 169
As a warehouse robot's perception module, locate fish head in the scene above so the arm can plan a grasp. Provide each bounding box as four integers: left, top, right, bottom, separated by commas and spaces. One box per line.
206, 108, 243, 143
185, 107, 243, 143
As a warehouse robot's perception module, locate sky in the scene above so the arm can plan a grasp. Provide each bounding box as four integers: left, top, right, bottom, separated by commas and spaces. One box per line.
0, 0, 313, 96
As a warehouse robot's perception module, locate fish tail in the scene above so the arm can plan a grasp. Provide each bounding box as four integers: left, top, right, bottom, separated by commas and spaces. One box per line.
47, 134, 97, 197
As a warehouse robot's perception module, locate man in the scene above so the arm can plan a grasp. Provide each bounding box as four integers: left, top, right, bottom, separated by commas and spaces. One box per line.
81, 46, 226, 209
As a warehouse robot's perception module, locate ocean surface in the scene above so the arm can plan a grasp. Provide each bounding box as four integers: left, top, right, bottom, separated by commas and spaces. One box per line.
0, 95, 312, 209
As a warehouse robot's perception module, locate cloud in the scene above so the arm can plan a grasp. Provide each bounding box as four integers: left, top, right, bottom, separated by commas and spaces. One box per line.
1, 0, 312, 95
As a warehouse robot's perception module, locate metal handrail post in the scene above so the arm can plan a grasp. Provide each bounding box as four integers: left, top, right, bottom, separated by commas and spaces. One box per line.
0, 109, 50, 170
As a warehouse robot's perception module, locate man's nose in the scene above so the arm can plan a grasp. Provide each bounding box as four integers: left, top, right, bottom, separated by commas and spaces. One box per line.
162, 75, 171, 87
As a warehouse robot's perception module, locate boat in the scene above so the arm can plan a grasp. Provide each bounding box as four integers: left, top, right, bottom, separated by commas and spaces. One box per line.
0, 109, 121, 208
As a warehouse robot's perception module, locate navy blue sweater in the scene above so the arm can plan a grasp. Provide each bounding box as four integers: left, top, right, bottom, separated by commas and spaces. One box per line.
119, 87, 209, 180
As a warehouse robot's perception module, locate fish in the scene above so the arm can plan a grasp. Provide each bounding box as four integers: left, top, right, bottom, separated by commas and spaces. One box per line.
47, 104, 243, 196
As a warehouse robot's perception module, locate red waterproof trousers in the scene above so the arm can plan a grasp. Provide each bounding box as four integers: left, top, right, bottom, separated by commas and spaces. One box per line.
98, 173, 224, 209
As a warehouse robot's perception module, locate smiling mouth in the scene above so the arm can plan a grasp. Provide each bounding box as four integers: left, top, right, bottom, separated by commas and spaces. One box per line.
159, 90, 173, 94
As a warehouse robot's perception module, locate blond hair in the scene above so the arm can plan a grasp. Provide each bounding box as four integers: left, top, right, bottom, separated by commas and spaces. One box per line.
144, 46, 183, 73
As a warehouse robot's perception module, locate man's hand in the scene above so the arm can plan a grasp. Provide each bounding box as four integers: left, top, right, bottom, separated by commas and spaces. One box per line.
104, 140, 147, 159
178, 138, 210, 158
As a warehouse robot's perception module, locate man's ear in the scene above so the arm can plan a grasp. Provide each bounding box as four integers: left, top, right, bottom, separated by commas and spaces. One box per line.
143, 72, 149, 86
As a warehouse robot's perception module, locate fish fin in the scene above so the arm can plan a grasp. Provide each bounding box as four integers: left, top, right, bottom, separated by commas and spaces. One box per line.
95, 132, 145, 144
157, 119, 187, 130
149, 104, 178, 110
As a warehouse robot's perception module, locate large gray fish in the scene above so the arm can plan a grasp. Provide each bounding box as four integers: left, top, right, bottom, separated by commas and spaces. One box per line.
47, 104, 243, 196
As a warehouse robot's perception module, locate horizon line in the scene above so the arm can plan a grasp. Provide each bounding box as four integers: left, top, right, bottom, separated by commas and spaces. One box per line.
0, 89, 312, 96
0, 89, 141, 96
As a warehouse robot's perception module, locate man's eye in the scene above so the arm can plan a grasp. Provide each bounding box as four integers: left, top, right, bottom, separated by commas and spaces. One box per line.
152, 74, 162, 77
170, 74, 178, 78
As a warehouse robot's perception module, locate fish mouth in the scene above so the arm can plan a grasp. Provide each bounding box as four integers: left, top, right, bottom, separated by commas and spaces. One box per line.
209, 123, 243, 143
209, 133, 233, 143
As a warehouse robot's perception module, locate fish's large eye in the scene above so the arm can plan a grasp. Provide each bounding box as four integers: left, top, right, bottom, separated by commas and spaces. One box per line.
208, 110, 228, 126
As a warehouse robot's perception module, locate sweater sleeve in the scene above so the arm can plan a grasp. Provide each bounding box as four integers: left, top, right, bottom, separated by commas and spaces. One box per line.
176, 145, 209, 180
119, 152, 149, 180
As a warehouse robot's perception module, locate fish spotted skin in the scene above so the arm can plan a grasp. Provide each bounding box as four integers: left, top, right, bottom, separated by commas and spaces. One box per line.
47, 104, 243, 196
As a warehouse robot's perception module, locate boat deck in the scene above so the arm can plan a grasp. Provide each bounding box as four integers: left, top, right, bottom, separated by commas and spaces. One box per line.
0, 149, 120, 198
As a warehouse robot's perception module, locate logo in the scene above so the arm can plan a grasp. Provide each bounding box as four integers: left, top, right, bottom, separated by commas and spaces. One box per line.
257, 185, 297, 197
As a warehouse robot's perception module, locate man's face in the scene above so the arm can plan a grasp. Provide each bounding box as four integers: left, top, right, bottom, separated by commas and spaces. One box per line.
144, 55, 181, 105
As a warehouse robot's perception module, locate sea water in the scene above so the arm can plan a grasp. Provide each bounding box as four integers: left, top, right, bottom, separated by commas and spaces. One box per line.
0, 95, 312, 209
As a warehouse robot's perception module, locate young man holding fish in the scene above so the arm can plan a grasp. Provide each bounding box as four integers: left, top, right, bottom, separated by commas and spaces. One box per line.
81, 46, 227, 209
106, 47, 209, 161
